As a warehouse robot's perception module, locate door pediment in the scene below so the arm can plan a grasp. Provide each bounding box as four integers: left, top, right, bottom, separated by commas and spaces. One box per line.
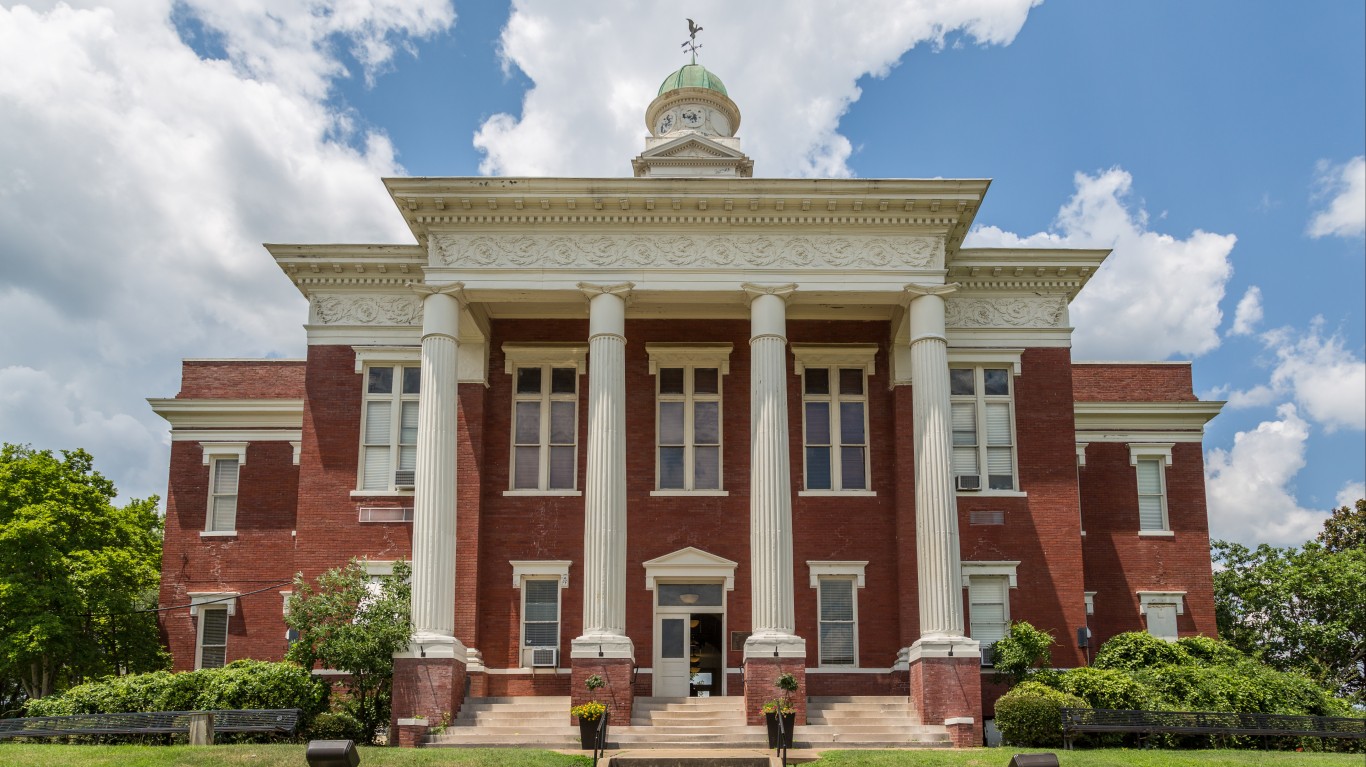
643, 547, 738, 591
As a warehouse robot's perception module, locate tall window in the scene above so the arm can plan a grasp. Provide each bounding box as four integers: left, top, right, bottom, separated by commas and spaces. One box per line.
968, 575, 1010, 666
817, 578, 857, 666
208, 457, 239, 532
521, 579, 561, 666
360, 365, 419, 491
1139, 592, 1184, 641
656, 366, 721, 490
197, 608, 229, 669
512, 366, 578, 490
1136, 458, 1168, 531
802, 367, 869, 491
950, 367, 1016, 491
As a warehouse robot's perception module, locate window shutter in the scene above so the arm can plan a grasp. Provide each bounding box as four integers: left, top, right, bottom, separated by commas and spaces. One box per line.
819, 579, 856, 665
211, 458, 238, 532
1137, 459, 1166, 530
969, 576, 1009, 645
200, 610, 228, 668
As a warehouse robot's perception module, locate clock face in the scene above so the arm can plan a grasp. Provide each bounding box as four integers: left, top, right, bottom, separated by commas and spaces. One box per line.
680, 108, 703, 128
657, 112, 675, 134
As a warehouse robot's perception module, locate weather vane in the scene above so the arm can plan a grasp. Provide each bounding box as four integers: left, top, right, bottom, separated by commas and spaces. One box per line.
681, 19, 703, 64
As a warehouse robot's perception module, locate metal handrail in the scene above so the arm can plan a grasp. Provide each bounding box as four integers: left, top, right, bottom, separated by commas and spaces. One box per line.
591, 710, 609, 766
774, 709, 789, 766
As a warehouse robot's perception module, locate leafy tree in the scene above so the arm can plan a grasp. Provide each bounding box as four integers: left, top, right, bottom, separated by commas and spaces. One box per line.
0, 444, 167, 701
1213, 503, 1366, 707
285, 559, 411, 744
992, 621, 1055, 686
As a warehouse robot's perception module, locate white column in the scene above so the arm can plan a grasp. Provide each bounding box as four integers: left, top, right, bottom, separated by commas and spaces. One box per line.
901, 285, 977, 662
743, 284, 805, 659
406, 283, 466, 660
572, 282, 634, 659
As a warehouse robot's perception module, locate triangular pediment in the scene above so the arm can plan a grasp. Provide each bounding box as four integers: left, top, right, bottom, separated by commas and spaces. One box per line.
632, 134, 754, 177
641, 135, 747, 161
642, 546, 738, 590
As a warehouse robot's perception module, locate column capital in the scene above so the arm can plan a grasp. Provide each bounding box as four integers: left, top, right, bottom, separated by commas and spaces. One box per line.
409, 281, 467, 303
741, 283, 797, 304
902, 283, 958, 303
577, 281, 634, 299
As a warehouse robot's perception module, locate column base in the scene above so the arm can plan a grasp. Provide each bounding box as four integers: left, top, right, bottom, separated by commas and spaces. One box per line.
569, 655, 636, 728
743, 656, 807, 726
391, 640, 468, 748
899, 638, 982, 748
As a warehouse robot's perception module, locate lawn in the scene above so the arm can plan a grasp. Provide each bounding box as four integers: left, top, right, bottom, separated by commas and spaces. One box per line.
0, 745, 1361, 767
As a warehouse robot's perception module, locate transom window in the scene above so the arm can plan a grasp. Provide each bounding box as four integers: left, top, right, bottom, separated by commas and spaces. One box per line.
802, 367, 869, 491
512, 366, 578, 490
657, 367, 722, 490
950, 367, 1017, 491
360, 365, 420, 491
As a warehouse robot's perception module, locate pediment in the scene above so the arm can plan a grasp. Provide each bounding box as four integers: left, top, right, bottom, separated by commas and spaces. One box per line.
638, 134, 748, 161
642, 546, 738, 590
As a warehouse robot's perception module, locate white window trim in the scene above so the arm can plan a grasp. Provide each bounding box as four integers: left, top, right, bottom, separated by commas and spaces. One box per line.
647, 344, 732, 492
1075, 442, 1088, 467
811, 565, 863, 668
357, 360, 420, 493
642, 547, 738, 592
792, 344, 876, 493
195, 606, 230, 670
1137, 591, 1185, 615
510, 560, 572, 590
505, 344, 587, 493
1130, 443, 1173, 533
511, 560, 571, 668
1084, 591, 1096, 616
201, 444, 246, 534
188, 592, 240, 616
950, 365, 1021, 494
960, 560, 1021, 589
363, 560, 396, 578
1128, 443, 1175, 466
200, 442, 248, 466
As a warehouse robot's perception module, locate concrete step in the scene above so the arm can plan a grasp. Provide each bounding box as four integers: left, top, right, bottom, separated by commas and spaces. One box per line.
606, 756, 772, 767
800, 724, 948, 735
809, 695, 911, 704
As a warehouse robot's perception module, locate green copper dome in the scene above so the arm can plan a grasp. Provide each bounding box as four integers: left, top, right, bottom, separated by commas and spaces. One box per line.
657, 63, 727, 96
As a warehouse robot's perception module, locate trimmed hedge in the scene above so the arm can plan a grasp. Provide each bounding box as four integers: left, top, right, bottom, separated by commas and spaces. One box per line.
994, 681, 1086, 747
308, 711, 365, 742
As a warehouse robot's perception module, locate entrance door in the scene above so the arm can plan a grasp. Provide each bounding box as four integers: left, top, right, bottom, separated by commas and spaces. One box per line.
654, 615, 689, 697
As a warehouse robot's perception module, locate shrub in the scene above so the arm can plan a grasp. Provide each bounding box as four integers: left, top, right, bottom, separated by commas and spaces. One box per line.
1050, 666, 1157, 711
992, 621, 1055, 685
309, 711, 365, 742
993, 681, 1085, 747
1176, 635, 1247, 667
1092, 631, 1190, 671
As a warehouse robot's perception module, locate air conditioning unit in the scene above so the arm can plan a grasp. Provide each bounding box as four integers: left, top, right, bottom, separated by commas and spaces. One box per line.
955, 474, 982, 491
530, 648, 558, 668
393, 469, 415, 489
980, 644, 996, 667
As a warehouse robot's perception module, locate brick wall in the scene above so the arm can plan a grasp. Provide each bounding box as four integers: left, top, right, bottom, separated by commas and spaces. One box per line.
178, 359, 305, 399
1072, 362, 1196, 402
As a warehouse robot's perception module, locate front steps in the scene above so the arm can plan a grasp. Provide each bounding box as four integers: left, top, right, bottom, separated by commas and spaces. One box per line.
424, 694, 950, 750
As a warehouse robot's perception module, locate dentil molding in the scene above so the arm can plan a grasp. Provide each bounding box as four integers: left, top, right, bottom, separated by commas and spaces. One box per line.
433, 233, 944, 270
945, 296, 1067, 328
313, 294, 423, 326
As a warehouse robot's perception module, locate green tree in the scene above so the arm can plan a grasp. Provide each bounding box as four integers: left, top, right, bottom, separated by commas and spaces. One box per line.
285, 559, 411, 744
0, 444, 167, 702
992, 620, 1055, 686
1213, 502, 1366, 707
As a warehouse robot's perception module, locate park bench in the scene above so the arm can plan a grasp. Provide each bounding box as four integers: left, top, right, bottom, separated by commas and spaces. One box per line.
1061, 707, 1365, 751
0, 708, 302, 742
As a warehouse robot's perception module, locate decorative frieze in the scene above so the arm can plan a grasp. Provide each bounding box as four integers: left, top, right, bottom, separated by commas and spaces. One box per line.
944, 296, 1067, 328
313, 295, 422, 326
434, 233, 943, 271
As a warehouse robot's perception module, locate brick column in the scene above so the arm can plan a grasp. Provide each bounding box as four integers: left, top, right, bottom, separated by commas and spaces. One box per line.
391, 283, 468, 747
896, 284, 981, 746
570, 283, 635, 720
741, 284, 806, 724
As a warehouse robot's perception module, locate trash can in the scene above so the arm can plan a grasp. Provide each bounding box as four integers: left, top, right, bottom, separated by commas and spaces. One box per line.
305, 739, 360, 767
1008, 754, 1060, 767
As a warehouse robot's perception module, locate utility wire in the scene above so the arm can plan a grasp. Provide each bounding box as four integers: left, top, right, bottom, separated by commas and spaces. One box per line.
85, 580, 295, 618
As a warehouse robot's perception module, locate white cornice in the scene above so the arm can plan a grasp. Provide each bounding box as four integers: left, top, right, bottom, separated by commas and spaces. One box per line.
148, 399, 304, 429
268, 244, 425, 298
948, 248, 1109, 300
1074, 401, 1224, 435
172, 429, 302, 443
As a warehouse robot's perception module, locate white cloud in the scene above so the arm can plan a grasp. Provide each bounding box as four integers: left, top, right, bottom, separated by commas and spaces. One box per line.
1307, 155, 1365, 239
0, 1, 454, 503
966, 167, 1237, 360
1205, 405, 1328, 546
474, 0, 1040, 178
1221, 319, 1365, 430
1228, 285, 1262, 336
1337, 481, 1366, 508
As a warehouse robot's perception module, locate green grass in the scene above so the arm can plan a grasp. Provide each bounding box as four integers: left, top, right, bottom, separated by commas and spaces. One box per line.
0, 745, 1360, 767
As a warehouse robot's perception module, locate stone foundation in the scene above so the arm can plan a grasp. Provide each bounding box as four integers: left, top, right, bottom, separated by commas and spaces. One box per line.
742, 657, 806, 726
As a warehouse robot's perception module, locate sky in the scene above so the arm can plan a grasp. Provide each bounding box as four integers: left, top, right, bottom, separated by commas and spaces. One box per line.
0, 0, 1362, 547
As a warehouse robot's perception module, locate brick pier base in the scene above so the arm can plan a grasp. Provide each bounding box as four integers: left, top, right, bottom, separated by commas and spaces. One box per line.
906, 654, 982, 748
743, 657, 806, 726
570, 657, 635, 727
390, 655, 467, 747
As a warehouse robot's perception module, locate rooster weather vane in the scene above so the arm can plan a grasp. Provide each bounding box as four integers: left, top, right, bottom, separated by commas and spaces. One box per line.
682, 19, 703, 63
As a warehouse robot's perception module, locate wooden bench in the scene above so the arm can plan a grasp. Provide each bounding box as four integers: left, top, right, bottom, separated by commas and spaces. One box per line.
0, 709, 302, 742
1061, 708, 1365, 750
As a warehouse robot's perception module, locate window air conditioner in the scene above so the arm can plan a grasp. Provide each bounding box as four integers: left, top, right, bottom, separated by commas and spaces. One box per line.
530, 648, 558, 668
393, 470, 415, 489
955, 474, 982, 491
980, 644, 996, 667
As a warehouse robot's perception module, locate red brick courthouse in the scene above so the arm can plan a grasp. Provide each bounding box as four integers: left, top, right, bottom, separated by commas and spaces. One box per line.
151, 61, 1222, 748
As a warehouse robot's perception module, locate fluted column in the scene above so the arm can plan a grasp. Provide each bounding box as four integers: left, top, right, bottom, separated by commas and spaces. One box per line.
903, 284, 975, 656
572, 282, 634, 659
407, 283, 466, 658
743, 283, 805, 659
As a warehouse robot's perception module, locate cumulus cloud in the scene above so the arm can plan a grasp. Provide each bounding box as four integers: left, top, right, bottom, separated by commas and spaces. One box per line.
474, 0, 1040, 178
1223, 318, 1366, 431
0, 1, 454, 503
1307, 155, 1365, 239
1228, 285, 1263, 336
1205, 405, 1328, 546
966, 168, 1237, 360
1338, 481, 1366, 508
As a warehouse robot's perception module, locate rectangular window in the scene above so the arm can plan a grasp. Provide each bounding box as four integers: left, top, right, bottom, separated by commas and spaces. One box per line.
803, 367, 869, 491
360, 364, 420, 491
968, 575, 1010, 666
1145, 603, 1178, 641
208, 457, 239, 532
521, 579, 561, 664
950, 367, 1016, 491
197, 608, 229, 669
511, 366, 578, 490
656, 366, 722, 490
817, 577, 857, 666
1136, 458, 1169, 531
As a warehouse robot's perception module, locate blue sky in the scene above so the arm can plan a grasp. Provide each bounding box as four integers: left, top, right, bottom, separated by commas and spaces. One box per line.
0, 0, 1361, 545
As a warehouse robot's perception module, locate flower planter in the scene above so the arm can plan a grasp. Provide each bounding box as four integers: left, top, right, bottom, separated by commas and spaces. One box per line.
765, 711, 795, 749
579, 718, 603, 750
